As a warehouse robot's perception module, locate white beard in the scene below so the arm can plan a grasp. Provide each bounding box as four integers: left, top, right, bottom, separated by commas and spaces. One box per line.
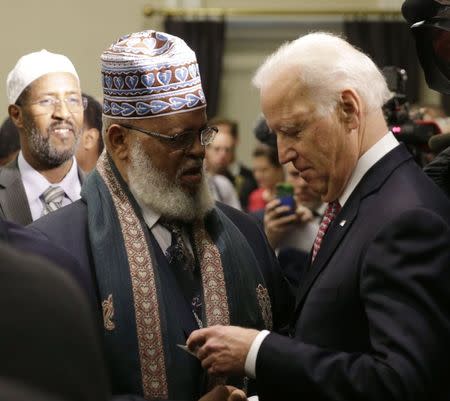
127, 142, 214, 222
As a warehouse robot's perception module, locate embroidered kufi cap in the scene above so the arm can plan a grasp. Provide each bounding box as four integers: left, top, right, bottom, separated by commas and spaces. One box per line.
101, 30, 206, 119
6, 49, 79, 105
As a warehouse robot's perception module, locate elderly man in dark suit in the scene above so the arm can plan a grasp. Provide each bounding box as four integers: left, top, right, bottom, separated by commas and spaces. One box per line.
187, 32, 450, 401
30, 30, 292, 401
0, 50, 85, 225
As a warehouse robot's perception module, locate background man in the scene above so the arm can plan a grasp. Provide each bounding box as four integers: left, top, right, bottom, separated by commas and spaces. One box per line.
31, 30, 292, 401
188, 32, 450, 401
205, 117, 257, 210
0, 50, 85, 225
263, 162, 324, 288
75, 93, 103, 173
0, 117, 20, 166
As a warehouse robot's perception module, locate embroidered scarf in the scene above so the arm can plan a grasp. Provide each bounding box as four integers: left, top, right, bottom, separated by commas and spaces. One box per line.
81, 153, 272, 399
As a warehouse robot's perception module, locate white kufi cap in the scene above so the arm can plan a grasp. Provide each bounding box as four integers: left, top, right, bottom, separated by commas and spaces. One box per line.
6, 49, 79, 105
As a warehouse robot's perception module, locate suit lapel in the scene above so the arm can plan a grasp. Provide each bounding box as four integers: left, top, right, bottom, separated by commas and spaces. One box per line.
293, 144, 413, 314
294, 197, 359, 310
0, 159, 32, 225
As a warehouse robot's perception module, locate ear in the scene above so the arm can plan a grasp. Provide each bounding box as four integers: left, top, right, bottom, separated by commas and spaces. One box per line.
106, 124, 130, 161
8, 104, 25, 129
82, 128, 100, 151
338, 89, 360, 131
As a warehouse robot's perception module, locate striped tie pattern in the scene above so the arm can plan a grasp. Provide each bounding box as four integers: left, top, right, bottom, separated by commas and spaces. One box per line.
311, 201, 341, 263
40, 186, 65, 216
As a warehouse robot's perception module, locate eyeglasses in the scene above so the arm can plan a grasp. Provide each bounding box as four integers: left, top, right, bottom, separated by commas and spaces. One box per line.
25, 95, 88, 116
119, 123, 218, 150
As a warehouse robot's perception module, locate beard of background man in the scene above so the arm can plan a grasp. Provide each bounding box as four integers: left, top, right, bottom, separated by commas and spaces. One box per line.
22, 113, 81, 169
127, 140, 215, 222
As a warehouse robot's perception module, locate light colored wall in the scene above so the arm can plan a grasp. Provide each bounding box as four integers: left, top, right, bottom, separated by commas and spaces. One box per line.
0, 0, 437, 165
0, 0, 165, 119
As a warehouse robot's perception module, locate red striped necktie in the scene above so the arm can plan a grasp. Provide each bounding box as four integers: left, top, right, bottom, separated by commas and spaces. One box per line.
311, 201, 341, 263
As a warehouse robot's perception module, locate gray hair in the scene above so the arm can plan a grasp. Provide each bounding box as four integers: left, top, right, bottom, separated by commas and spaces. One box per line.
253, 32, 391, 116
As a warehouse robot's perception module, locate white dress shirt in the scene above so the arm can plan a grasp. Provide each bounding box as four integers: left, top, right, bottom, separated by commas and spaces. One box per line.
244, 132, 400, 379
138, 199, 193, 255
18, 152, 82, 221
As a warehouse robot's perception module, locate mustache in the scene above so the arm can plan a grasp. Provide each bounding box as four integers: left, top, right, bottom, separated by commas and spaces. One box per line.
48, 121, 76, 132
178, 160, 204, 175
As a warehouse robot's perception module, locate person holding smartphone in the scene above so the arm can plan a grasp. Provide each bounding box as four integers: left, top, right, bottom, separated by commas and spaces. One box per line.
262, 162, 324, 288
264, 162, 324, 252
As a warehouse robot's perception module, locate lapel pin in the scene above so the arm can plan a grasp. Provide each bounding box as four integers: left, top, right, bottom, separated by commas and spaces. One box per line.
339, 220, 346, 227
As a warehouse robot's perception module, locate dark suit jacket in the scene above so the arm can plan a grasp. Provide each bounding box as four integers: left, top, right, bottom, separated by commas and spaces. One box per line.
29, 200, 293, 399
0, 239, 110, 401
0, 157, 85, 225
424, 145, 450, 198
29, 201, 293, 329
255, 145, 450, 401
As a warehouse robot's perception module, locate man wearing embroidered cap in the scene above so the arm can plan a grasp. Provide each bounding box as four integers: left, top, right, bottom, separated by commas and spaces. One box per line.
30, 30, 292, 401
0, 50, 86, 225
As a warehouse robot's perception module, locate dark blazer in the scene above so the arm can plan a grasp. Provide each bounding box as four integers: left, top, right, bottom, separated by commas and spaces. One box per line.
424, 145, 450, 198
0, 157, 85, 225
0, 239, 110, 401
29, 200, 293, 399
255, 145, 450, 401
29, 201, 293, 331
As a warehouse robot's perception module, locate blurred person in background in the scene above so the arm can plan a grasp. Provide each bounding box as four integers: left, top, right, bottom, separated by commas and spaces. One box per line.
0, 117, 21, 166
76, 94, 103, 173
206, 172, 242, 210
206, 117, 257, 210
263, 162, 324, 288
247, 144, 284, 213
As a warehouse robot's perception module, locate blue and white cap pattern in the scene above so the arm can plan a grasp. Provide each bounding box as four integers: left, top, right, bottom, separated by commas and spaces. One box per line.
101, 30, 206, 119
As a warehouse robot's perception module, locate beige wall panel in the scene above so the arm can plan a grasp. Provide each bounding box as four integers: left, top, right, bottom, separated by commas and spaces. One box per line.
0, 0, 435, 166
0, 0, 165, 120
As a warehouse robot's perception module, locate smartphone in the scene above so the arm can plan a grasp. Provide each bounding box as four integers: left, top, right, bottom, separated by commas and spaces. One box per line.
275, 183, 296, 215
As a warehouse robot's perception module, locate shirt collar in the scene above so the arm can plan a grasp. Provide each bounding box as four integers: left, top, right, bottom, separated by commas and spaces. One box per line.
338, 132, 399, 207
18, 151, 81, 202
133, 195, 161, 230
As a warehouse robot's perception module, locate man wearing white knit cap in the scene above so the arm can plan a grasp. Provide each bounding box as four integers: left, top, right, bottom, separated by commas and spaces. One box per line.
30, 30, 292, 401
0, 50, 86, 225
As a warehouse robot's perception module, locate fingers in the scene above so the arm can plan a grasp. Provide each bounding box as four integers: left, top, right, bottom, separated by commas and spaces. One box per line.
187, 327, 210, 351
265, 198, 281, 211
296, 205, 313, 222
228, 389, 247, 401
199, 385, 231, 401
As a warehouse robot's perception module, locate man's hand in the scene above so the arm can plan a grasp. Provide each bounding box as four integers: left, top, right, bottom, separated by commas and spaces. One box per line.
199, 385, 247, 401
264, 198, 313, 249
187, 325, 259, 376
264, 198, 298, 248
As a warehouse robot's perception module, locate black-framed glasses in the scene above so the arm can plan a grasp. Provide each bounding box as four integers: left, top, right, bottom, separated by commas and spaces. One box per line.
25, 95, 88, 116
119, 123, 218, 150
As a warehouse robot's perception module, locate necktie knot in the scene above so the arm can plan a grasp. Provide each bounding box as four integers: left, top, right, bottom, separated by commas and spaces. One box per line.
40, 186, 65, 216
311, 201, 341, 263
159, 219, 194, 270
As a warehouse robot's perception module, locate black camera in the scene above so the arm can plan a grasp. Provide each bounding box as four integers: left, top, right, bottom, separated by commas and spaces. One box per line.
402, 0, 450, 93
382, 66, 441, 165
